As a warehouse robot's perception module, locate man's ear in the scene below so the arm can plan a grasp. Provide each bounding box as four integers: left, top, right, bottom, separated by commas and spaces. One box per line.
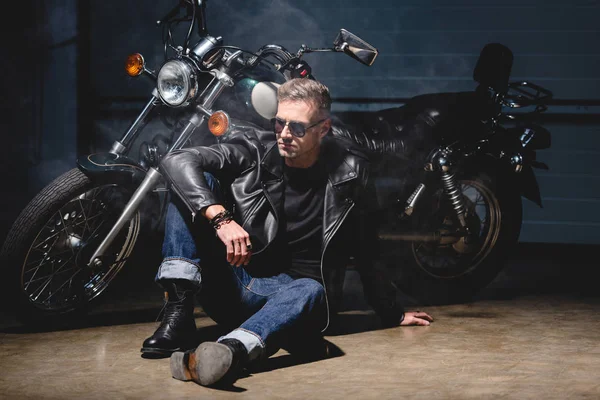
320, 118, 331, 138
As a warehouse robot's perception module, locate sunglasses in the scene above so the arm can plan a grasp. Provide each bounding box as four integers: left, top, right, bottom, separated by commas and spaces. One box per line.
271, 117, 326, 138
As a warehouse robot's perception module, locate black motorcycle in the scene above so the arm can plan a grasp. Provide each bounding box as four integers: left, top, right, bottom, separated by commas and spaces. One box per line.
332, 42, 552, 305
0, 0, 379, 325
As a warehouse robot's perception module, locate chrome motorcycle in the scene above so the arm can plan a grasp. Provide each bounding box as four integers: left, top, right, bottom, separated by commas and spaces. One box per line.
0, 0, 378, 325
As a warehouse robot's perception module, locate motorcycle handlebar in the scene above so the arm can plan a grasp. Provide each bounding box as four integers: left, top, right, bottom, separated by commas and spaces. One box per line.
255, 44, 296, 65
158, 1, 208, 50
156, 2, 182, 27
193, 0, 208, 36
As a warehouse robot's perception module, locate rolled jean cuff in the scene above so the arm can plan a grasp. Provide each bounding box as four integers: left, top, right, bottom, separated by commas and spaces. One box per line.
218, 328, 265, 362
155, 257, 202, 287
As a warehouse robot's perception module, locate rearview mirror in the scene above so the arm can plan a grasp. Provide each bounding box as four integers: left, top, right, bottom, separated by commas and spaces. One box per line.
333, 29, 378, 66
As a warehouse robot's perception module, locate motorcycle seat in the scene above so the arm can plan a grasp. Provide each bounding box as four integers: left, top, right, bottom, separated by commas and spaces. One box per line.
331, 90, 491, 157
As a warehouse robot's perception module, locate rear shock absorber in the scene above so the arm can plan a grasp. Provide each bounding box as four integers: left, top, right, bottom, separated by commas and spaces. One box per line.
441, 171, 467, 227
429, 149, 468, 228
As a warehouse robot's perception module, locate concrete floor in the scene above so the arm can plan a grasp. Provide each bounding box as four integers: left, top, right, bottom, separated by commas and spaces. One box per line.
1, 243, 599, 399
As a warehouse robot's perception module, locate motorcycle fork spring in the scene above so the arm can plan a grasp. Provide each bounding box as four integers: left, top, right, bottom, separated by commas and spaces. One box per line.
441, 171, 468, 228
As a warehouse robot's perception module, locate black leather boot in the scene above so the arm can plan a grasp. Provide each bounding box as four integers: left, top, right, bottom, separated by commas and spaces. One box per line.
141, 280, 198, 358
170, 338, 249, 387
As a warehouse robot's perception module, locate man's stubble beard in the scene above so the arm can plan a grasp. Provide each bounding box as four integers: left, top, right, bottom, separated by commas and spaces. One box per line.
278, 147, 298, 159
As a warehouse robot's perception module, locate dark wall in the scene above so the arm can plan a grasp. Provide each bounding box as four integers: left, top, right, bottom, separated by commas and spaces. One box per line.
2, 0, 599, 244
88, 0, 600, 100
1, 0, 78, 244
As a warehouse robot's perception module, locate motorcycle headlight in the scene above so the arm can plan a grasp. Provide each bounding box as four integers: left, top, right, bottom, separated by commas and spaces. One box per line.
157, 60, 198, 107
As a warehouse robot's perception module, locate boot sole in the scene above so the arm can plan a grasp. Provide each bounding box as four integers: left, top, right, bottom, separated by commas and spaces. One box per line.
170, 351, 193, 381
140, 347, 178, 358
171, 342, 233, 386
141, 339, 197, 358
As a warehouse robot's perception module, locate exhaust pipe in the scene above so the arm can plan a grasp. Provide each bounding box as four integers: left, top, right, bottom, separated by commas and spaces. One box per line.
378, 232, 461, 244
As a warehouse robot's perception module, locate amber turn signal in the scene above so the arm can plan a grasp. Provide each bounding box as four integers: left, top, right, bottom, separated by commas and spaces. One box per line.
125, 53, 145, 77
208, 111, 230, 136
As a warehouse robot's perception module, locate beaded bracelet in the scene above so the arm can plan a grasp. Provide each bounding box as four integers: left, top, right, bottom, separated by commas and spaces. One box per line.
210, 209, 234, 230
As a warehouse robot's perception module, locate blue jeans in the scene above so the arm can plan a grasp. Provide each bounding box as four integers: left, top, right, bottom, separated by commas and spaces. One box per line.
156, 173, 327, 361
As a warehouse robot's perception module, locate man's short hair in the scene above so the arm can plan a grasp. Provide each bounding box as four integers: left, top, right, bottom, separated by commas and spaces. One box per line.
277, 78, 332, 116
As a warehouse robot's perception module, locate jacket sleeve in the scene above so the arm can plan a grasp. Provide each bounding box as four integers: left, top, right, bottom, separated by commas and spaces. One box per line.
353, 160, 405, 327
160, 129, 259, 215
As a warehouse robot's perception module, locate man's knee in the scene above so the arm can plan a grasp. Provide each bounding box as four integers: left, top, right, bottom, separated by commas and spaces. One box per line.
292, 278, 326, 304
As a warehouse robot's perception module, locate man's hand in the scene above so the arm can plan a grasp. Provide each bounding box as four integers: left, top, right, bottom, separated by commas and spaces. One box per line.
400, 311, 434, 326
203, 204, 252, 267
214, 221, 252, 266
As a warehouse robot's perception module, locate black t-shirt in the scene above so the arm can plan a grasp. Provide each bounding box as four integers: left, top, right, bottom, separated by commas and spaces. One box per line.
283, 159, 327, 281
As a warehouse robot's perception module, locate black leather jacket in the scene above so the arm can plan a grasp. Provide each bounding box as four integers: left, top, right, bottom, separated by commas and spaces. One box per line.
160, 124, 404, 331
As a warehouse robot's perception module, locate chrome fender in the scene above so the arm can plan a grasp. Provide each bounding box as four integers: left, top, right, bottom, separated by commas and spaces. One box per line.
77, 153, 147, 186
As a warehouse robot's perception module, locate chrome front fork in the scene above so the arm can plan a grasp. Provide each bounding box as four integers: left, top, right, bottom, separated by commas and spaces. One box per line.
88, 92, 163, 267
88, 167, 163, 267
87, 82, 227, 268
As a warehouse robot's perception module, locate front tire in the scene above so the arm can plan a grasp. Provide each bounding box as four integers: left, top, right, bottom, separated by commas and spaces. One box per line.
0, 168, 143, 326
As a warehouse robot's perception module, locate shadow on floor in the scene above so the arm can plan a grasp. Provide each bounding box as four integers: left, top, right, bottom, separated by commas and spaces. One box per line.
0, 306, 165, 334
1, 243, 599, 334
476, 242, 600, 302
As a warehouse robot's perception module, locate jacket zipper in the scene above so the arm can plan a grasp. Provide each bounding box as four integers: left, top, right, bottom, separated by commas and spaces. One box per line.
253, 180, 280, 255
319, 200, 354, 333
166, 179, 199, 223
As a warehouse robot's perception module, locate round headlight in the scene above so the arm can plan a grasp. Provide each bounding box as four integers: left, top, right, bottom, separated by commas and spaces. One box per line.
157, 60, 198, 107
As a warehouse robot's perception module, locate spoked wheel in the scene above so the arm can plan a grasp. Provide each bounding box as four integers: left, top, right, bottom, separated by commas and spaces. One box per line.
382, 169, 522, 305
411, 178, 501, 279
1, 168, 143, 325
23, 184, 140, 310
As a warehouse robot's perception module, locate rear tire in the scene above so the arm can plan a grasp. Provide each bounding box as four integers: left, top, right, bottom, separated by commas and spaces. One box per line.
381, 167, 522, 305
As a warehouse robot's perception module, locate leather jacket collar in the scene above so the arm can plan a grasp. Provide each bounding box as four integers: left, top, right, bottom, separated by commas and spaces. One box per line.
259, 136, 362, 249
260, 136, 359, 186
